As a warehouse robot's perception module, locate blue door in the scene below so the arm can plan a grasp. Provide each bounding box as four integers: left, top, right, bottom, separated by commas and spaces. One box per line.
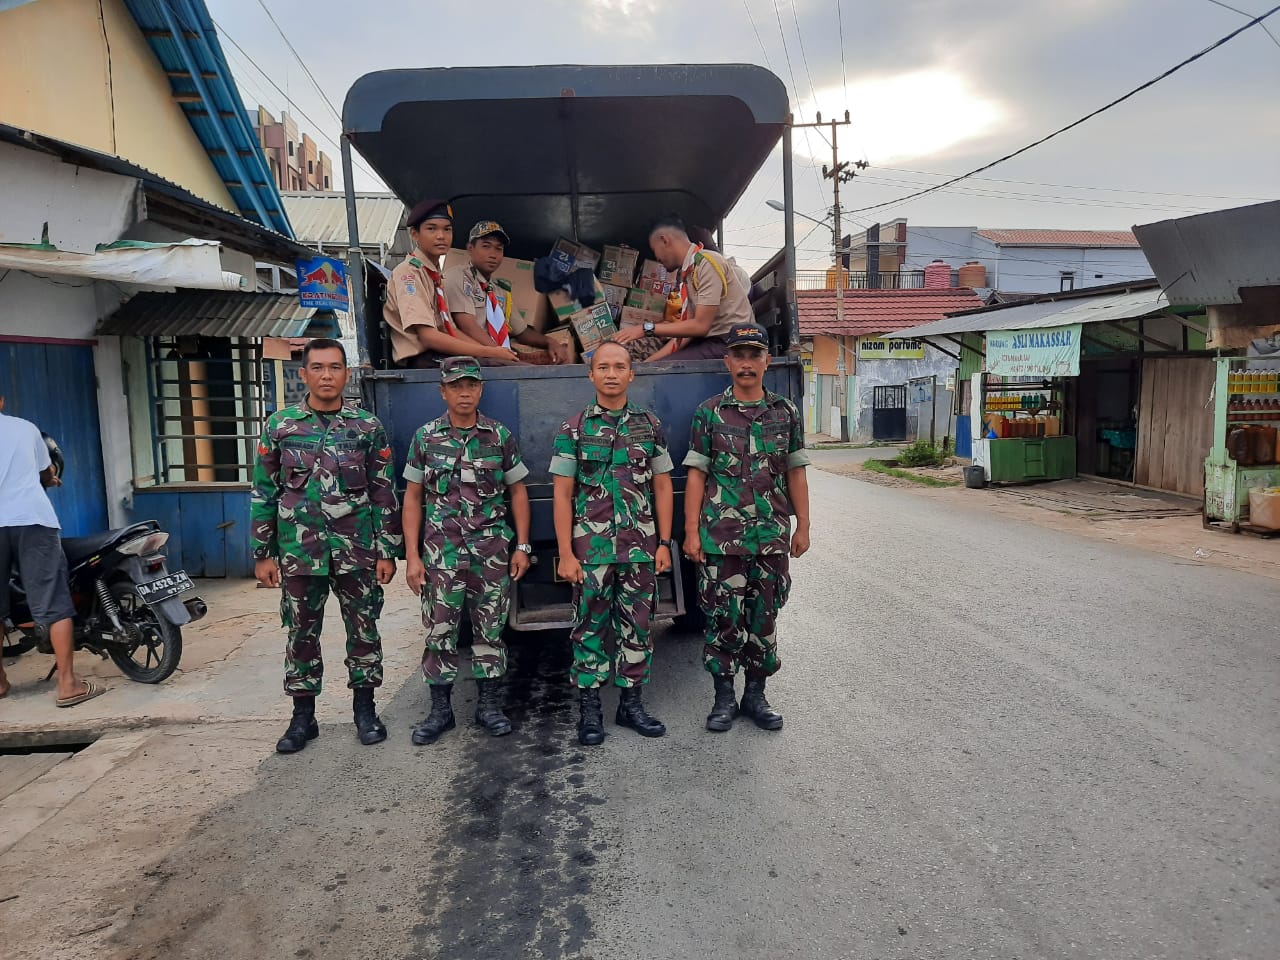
1, 340, 109, 537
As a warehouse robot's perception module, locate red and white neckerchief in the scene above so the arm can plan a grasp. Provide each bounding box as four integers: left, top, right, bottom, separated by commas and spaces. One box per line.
678, 242, 704, 320
421, 260, 457, 337
474, 268, 511, 348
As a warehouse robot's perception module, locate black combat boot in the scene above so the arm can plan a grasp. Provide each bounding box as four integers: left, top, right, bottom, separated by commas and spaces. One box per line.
411, 683, 456, 745
705, 673, 738, 733
276, 695, 318, 754
577, 687, 605, 746
739, 676, 784, 731
615, 686, 666, 738
474, 678, 513, 737
352, 687, 387, 745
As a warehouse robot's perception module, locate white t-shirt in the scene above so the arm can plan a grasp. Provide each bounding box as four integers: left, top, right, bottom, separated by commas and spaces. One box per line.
0, 412, 61, 529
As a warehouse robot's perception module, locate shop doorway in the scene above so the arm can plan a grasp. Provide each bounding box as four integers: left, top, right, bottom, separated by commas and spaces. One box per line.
872, 384, 907, 441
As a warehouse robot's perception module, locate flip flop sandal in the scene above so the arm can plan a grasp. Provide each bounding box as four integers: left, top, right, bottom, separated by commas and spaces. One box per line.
55, 679, 107, 708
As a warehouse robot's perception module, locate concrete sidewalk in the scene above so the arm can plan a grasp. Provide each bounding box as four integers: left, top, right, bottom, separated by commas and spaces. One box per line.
0, 574, 430, 740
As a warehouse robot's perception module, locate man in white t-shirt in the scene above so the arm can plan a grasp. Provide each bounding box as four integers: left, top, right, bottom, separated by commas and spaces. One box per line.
0, 394, 104, 706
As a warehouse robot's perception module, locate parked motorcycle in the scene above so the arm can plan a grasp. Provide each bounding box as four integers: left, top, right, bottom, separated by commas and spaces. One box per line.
3, 520, 206, 683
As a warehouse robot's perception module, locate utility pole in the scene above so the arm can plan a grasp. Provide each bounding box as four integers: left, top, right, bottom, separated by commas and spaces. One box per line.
791, 111, 867, 441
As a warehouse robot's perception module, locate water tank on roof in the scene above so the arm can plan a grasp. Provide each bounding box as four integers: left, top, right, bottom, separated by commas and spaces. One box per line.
958, 261, 987, 289
924, 260, 952, 289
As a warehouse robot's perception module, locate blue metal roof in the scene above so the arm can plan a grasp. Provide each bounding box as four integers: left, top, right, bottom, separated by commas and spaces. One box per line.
122, 0, 295, 238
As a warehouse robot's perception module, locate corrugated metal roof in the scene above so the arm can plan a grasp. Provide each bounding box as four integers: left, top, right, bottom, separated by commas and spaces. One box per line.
281, 192, 406, 250
1134, 200, 1280, 305
901, 288, 1170, 338
975, 229, 1140, 248
122, 0, 294, 238
99, 291, 326, 338
797, 288, 984, 337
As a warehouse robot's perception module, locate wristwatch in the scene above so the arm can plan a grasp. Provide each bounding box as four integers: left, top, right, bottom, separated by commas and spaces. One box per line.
658, 539, 677, 550
643, 320, 656, 334
515, 543, 533, 554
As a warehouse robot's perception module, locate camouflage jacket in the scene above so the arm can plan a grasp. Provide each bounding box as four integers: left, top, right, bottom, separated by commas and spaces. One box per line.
549, 401, 673, 565
682, 388, 810, 556
403, 413, 529, 568
251, 402, 403, 576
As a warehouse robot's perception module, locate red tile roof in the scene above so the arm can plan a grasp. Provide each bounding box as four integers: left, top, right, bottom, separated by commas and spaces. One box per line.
975, 229, 1139, 248
797, 288, 983, 338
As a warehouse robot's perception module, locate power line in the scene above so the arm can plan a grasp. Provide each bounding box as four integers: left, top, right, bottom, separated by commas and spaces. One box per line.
253, 0, 342, 125
209, 17, 382, 187
743, 0, 775, 71
854, 174, 1215, 214
1204, 0, 1280, 49
836, 0, 849, 105
847, 4, 1280, 215
789, 0, 820, 106
877, 166, 1275, 204
770, 0, 801, 106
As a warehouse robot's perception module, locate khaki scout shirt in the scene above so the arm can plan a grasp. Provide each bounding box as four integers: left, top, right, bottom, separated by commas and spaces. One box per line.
442, 262, 529, 340
384, 248, 446, 363
683, 246, 753, 340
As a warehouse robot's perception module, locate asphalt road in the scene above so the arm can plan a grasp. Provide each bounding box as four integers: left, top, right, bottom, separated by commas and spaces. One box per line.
106, 467, 1280, 960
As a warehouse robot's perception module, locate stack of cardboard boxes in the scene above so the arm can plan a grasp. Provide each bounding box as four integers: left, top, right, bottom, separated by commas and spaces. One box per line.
447, 238, 679, 362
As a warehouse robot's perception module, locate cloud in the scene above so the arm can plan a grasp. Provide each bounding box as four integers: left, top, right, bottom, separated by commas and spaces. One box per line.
793, 70, 1006, 165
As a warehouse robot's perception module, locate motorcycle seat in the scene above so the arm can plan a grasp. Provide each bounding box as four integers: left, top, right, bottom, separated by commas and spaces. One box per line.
62, 521, 161, 565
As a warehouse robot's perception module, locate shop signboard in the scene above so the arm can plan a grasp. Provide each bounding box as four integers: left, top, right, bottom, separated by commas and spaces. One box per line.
857, 336, 925, 360
296, 255, 349, 310
986, 324, 1082, 377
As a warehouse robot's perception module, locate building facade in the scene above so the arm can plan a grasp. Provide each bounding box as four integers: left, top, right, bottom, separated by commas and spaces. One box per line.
252, 107, 333, 192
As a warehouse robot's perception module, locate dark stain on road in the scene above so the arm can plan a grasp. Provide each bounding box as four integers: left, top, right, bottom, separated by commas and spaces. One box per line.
409, 634, 601, 960
103, 634, 606, 960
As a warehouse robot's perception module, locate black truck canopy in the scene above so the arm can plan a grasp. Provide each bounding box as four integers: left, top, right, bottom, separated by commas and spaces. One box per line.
342, 63, 789, 260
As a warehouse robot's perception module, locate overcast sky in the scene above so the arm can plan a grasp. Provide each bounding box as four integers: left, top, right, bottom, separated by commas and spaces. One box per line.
212, 0, 1280, 269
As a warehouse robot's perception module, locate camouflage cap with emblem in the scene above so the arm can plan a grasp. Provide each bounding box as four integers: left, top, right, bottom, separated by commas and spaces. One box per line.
439, 356, 484, 383
467, 220, 511, 246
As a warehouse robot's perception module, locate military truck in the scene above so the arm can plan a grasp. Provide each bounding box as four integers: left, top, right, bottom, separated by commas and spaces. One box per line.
339, 63, 805, 631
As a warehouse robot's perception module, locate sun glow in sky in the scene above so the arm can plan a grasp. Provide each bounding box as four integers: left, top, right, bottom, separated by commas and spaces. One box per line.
793, 70, 1006, 165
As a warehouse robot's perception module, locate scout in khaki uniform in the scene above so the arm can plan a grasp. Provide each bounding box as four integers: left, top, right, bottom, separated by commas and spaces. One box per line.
682, 323, 811, 733
402, 357, 532, 744
612, 214, 754, 361
383, 200, 519, 369
442, 221, 573, 364
251, 339, 403, 753
551, 342, 675, 746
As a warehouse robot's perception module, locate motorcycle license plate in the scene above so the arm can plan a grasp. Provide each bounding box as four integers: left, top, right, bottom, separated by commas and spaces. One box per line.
136, 571, 194, 604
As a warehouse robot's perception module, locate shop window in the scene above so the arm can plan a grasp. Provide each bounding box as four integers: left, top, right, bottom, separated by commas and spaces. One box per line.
134, 336, 268, 485
1059, 271, 1076, 292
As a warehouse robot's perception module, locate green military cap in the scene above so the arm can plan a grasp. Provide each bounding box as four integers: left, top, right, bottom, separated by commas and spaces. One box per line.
440, 356, 483, 382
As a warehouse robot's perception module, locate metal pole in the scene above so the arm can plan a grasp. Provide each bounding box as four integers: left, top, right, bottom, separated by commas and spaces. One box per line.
341, 135, 369, 368
830, 119, 848, 441
782, 124, 798, 350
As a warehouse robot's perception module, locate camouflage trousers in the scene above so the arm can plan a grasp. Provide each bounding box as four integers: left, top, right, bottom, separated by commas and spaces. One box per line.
699, 553, 790, 678
571, 562, 655, 689
421, 551, 510, 684
280, 570, 384, 696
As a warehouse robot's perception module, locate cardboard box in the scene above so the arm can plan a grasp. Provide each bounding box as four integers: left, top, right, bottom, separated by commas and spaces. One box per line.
600, 283, 628, 320
619, 305, 663, 330
569, 300, 617, 353
639, 259, 675, 297
443, 249, 548, 333
549, 278, 607, 325
549, 237, 600, 277
544, 326, 577, 362
625, 287, 667, 312
599, 244, 640, 286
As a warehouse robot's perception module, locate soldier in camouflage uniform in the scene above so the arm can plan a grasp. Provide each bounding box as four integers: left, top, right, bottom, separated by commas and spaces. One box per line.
682, 323, 810, 733
251, 339, 402, 754
551, 341, 675, 746
402, 356, 531, 744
